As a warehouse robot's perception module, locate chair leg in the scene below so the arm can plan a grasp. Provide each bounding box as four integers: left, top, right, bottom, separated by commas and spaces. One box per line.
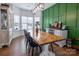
29, 47, 33, 56
33, 47, 38, 56
50, 43, 53, 51
28, 47, 34, 56
39, 46, 42, 53
32, 47, 34, 56
37, 46, 42, 55
26, 41, 28, 51
27, 44, 31, 56
35, 47, 39, 56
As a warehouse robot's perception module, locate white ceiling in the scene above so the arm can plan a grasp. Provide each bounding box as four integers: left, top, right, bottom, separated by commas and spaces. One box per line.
12, 3, 55, 11
44, 3, 55, 10
12, 3, 37, 10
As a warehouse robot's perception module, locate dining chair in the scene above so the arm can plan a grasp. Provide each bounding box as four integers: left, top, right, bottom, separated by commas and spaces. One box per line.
23, 30, 29, 50
26, 34, 42, 56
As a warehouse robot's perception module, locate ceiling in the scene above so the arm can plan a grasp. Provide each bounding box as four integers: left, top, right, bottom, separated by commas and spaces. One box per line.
44, 3, 55, 10
12, 3, 37, 10
12, 3, 55, 11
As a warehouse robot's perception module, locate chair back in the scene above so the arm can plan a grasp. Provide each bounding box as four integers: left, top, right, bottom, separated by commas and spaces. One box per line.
24, 30, 30, 42
24, 29, 28, 36
27, 34, 38, 47
24, 30, 39, 47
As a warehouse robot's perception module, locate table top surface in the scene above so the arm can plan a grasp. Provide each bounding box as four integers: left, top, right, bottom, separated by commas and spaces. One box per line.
33, 31, 64, 45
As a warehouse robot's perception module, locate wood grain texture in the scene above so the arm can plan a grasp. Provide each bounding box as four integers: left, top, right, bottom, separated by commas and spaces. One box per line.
34, 31, 64, 45
0, 36, 27, 56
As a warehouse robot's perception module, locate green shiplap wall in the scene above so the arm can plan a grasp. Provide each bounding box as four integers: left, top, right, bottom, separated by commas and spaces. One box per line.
66, 4, 76, 38
42, 3, 79, 45
59, 4, 66, 24
76, 4, 79, 38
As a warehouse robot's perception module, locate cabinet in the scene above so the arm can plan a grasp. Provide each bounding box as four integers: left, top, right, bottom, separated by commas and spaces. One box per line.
46, 28, 68, 39
0, 4, 12, 48
46, 28, 68, 47
54, 29, 68, 39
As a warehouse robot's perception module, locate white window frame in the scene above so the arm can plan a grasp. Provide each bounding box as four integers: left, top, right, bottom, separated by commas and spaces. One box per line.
13, 15, 20, 31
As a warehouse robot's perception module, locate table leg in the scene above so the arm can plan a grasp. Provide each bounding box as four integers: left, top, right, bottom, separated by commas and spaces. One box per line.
39, 44, 55, 56
50, 43, 53, 52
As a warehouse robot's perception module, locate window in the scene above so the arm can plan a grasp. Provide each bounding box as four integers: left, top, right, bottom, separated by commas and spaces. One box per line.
27, 17, 33, 37
14, 15, 20, 30
21, 16, 33, 30
34, 17, 40, 28
21, 16, 27, 30
13, 15, 34, 36
27, 17, 33, 30
34, 17, 40, 23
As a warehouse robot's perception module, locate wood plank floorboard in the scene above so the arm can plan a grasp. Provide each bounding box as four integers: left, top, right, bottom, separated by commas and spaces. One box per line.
0, 36, 27, 56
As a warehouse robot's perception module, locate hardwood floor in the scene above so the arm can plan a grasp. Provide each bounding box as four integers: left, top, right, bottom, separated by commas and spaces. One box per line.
0, 36, 27, 56
0, 35, 55, 56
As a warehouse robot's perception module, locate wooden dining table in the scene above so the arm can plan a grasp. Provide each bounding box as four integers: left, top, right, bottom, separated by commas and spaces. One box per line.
32, 30, 64, 55
33, 31, 64, 45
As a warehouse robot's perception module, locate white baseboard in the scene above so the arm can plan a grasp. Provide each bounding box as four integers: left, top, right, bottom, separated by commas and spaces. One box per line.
0, 42, 9, 48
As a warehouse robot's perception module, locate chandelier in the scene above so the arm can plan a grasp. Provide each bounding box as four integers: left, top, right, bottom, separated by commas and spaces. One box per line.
33, 3, 44, 14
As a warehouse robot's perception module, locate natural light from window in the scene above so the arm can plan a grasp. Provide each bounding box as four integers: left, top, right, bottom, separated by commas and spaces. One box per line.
14, 15, 20, 30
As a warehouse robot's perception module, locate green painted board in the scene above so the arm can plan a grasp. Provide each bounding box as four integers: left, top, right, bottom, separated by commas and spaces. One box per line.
76, 4, 79, 38
50, 6, 54, 17
45, 9, 49, 28
59, 16, 66, 24
50, 6, 54, 24
59, 3, 66, 16
47, 8, 50, 27
68, 29, 76, 38
66, 4, 77, 38
72, 40, 79, 45
42, 11, 44, 30
66, 3, 76, 30
77, 4, 79, 29
44, 10, 47, 29
75, 29, 79, 38
47, 9, 49, 28
53, 4, 58, 17
52, 17, 58, 24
